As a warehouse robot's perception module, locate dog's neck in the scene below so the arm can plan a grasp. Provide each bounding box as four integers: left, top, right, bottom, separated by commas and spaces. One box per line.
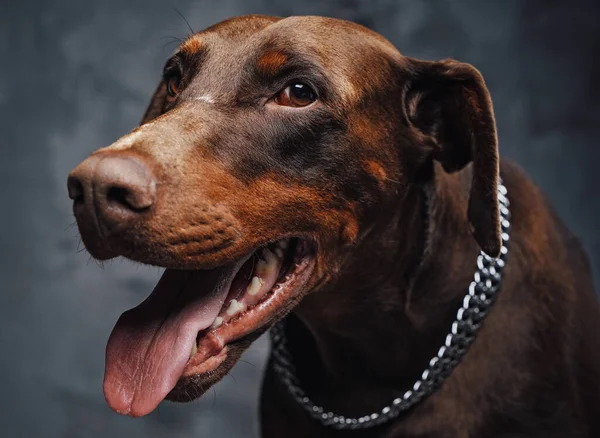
292, 167, 480, 416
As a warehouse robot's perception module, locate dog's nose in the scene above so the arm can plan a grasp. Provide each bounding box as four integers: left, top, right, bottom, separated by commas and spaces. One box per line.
68, 154, 157, 230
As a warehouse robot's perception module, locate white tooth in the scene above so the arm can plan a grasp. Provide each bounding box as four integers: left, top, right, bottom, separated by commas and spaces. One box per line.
264, 248, 278, 270
226, 299, 245, 316
210, 316, 223, 329
189, 342, 198, 359
247, 276, 263, 296
279, 239, 290, 249
256, 259, 268, 275
274, 247, 284, 258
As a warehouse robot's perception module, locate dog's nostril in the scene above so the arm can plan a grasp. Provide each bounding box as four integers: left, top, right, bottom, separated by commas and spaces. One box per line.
67, 175, 85, 203
94, 156, 156, 216
107, 186, 128, 205
106, 186, 149, 212
69, 154, 156, 231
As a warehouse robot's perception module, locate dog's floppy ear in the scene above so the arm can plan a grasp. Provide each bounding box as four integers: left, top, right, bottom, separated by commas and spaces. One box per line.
140, 80, 168, 125
404, 58, 501, 257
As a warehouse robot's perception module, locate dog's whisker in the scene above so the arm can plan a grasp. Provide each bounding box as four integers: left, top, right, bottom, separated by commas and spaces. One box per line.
238, 359, 256, 368
384, 176, 402, 185
160, 35, 185, 51
173, 8, 195, 37
87, 257, 106, 270
160, 35, 185, 43
162, 42, 181, 51
64, 221, 78, 232
231, 226, 243, 239
226, 372, 237, 385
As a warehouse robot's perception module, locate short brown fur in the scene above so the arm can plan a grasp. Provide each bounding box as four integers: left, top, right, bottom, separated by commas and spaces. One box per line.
68, 15, 600, 437
180, 36, 203, 55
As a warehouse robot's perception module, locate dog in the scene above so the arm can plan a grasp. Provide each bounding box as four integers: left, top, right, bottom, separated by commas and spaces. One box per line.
67, 15, 600, 437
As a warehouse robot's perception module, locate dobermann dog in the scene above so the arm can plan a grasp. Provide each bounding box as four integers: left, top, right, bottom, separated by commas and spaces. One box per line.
67, 15, 600, 437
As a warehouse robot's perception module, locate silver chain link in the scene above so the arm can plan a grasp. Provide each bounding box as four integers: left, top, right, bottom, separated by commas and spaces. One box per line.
269, 178, 510, 430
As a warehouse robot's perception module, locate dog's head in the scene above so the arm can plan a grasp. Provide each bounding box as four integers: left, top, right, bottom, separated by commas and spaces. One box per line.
67, 15, 501, 417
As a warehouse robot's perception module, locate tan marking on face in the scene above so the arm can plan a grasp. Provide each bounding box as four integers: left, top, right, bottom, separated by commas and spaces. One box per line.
364, 160, 392, 193
181, 36, 203, 55
256, 51, 288, 75
347, 114, 390, 153
340, 219, 359, 246
338, 76, 359, 103
364, 160, 387, 182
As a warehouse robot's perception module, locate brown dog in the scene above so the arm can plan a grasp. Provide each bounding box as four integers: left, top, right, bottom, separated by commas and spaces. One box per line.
67, 15, 600, 437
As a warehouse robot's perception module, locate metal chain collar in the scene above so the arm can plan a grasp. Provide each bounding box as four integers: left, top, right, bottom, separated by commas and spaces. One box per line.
269, 178, 511, 430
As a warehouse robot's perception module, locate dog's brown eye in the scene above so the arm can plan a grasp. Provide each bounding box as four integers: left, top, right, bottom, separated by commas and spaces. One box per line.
166, 75, 181, 98
275, 83, 316, 107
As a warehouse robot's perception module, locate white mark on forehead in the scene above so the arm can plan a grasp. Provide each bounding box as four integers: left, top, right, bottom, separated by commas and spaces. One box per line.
195, 95, 215, 104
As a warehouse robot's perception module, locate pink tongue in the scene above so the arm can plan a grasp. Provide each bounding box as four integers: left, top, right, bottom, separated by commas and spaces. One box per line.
103, 267, 235, 417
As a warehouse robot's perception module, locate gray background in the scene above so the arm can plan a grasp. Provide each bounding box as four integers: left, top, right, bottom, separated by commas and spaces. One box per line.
0, 0, 598, 437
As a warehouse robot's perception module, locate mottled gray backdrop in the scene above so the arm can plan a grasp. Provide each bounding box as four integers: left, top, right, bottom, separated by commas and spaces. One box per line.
1, 0, 598, 437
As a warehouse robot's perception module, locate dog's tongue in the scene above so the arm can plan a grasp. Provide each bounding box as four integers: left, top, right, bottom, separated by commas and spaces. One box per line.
104, 266, 235, 417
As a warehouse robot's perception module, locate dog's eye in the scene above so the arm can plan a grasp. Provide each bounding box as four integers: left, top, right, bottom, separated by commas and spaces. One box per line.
275, 83, 316, 107
166, 74, 181, 98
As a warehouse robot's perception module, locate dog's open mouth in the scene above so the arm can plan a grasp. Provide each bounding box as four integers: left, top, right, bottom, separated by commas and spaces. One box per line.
103, 237, 314, 417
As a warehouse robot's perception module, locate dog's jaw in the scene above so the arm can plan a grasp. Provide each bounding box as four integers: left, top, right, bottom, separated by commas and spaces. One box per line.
103, 237, 316, 417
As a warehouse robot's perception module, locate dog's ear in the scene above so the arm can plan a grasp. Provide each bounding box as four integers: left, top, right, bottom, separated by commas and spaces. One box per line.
403, 58, 501, 257
140, 80, 168, 125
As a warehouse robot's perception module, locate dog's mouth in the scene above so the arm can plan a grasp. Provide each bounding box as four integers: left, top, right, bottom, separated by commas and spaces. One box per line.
103, 237, 315, 417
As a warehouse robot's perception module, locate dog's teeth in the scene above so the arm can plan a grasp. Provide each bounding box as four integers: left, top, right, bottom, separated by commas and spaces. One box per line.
247, 276, 263, 296
278, 239, 290, 249
274, 247, 284, 258
189, 342, 198, 360
256, 259, 268, 275
210, 316, 223, 329
226, 299, 245, 316
263, 248, 278, 270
